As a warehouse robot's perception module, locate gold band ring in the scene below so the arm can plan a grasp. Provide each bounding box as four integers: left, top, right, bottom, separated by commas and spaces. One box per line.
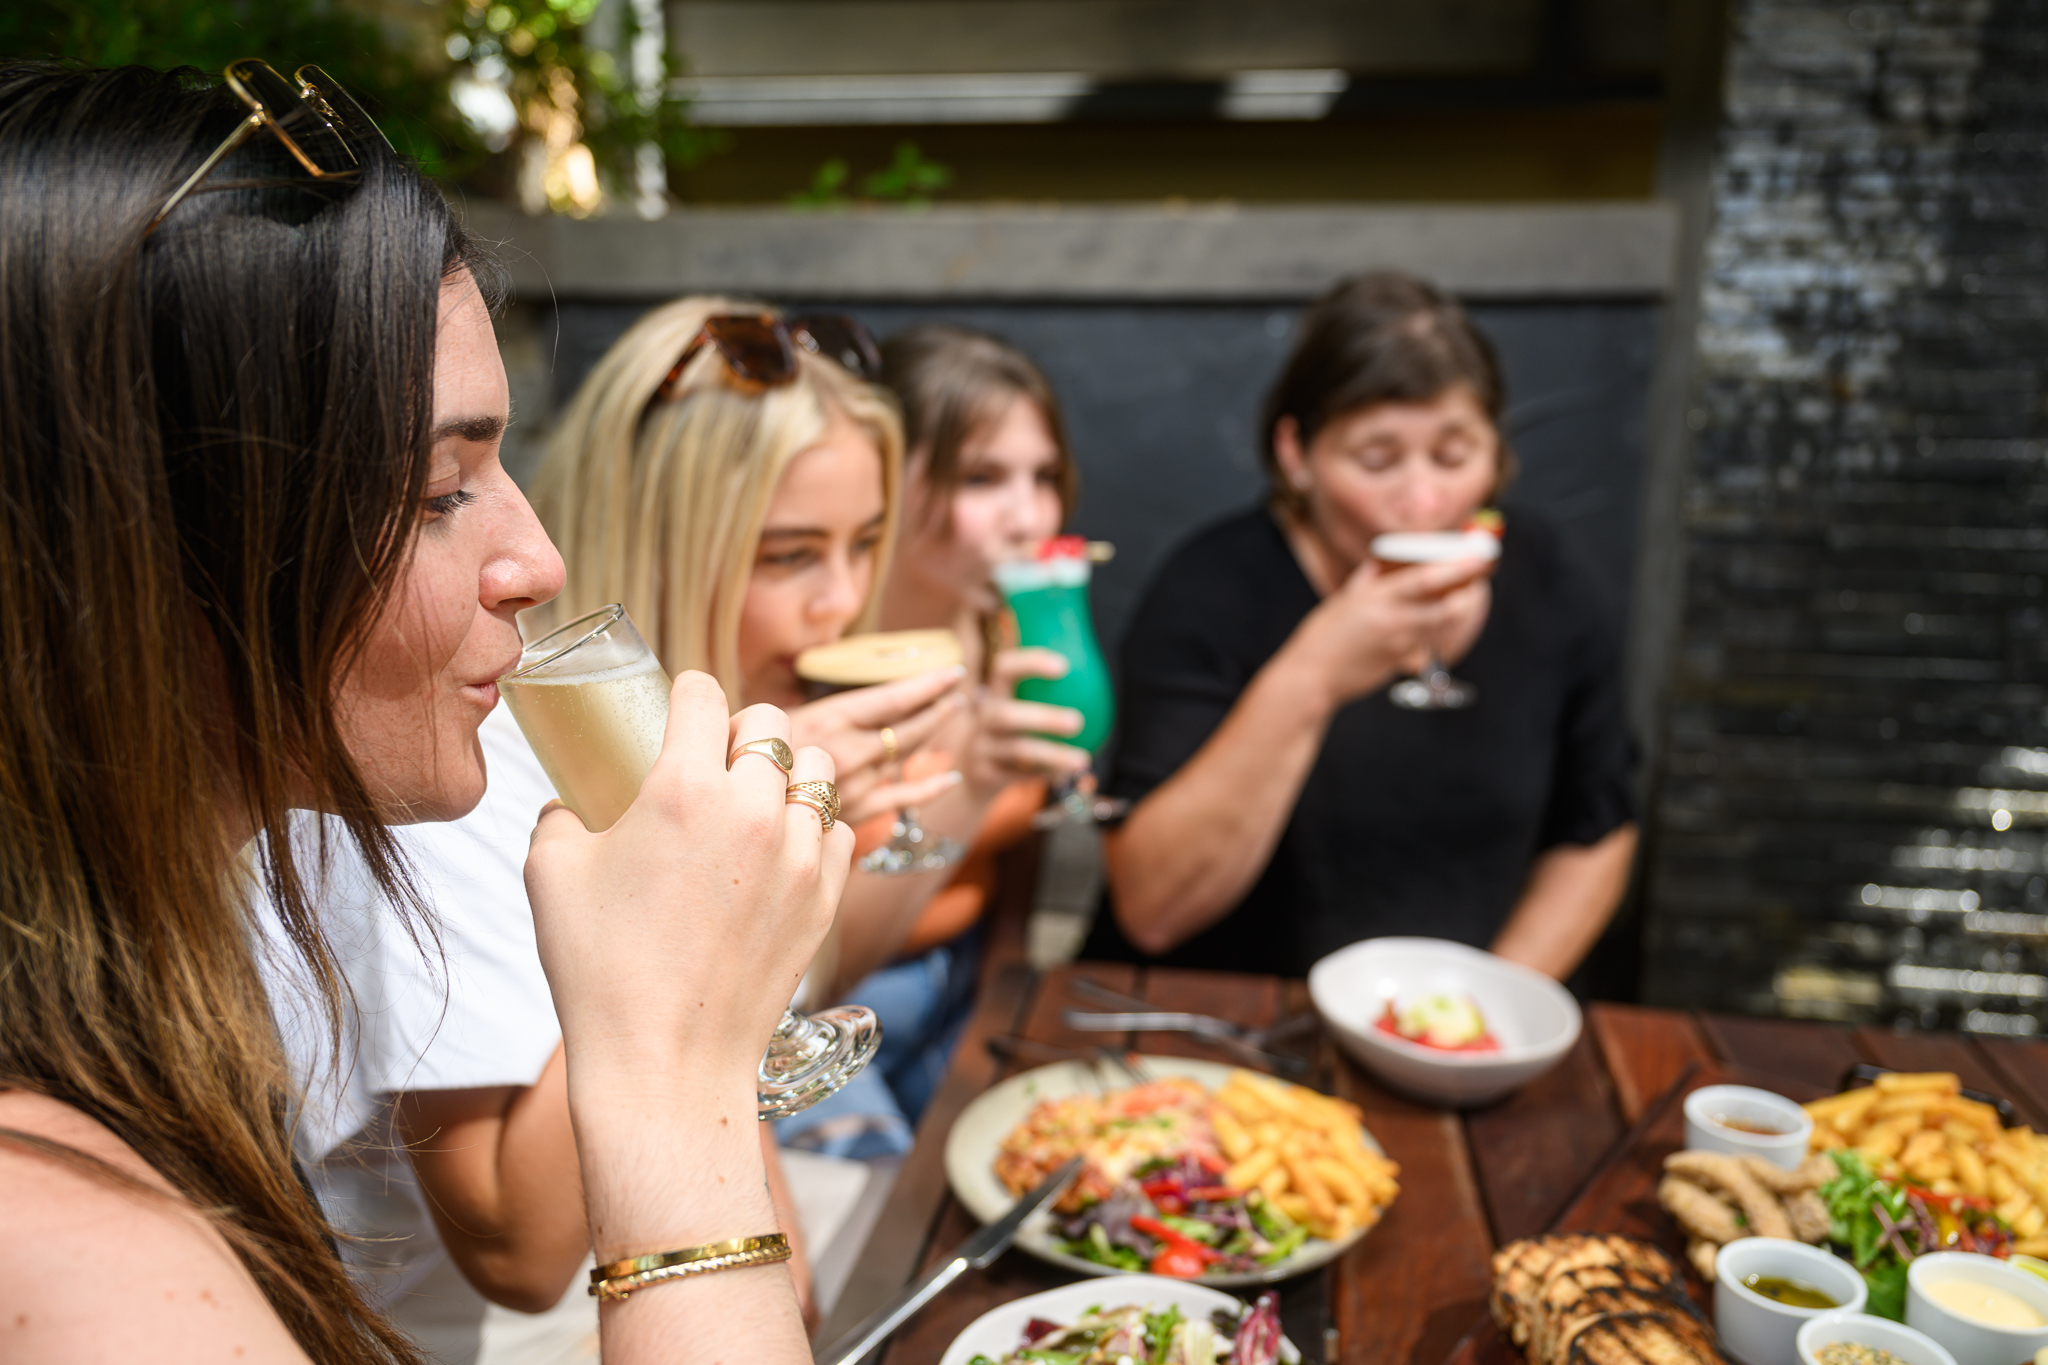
785, 780, 842, 831
729, 737, 794, 774
878, 726, 899, 763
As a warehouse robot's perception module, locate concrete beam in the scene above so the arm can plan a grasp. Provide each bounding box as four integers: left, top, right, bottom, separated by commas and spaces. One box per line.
669, 0, 1545, 79
460, 201, 1679, 302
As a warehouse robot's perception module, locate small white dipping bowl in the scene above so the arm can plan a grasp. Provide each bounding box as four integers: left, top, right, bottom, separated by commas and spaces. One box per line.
1684, 1084, 1815, 1170
1906, 1252, 2048, 1365
1716, 1237, 1870, 1365
1797, 1308, 1958, 1365
1308, 937, 1580, 1108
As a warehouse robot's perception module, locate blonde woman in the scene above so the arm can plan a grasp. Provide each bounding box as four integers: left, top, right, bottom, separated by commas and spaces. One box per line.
274, 297, 963, 1359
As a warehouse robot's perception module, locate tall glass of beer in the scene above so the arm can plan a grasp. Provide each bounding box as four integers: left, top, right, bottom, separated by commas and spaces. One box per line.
502, 605, 881, 1117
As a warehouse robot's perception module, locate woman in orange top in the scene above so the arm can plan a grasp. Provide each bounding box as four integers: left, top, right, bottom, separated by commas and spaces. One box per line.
861, 325, 1092, 1119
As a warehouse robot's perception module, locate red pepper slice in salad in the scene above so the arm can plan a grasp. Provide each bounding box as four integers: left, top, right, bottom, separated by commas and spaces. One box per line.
1131, 1213, 1226, 1278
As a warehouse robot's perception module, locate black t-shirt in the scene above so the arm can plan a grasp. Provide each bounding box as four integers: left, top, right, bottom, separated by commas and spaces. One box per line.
1084, 506, 1636, 978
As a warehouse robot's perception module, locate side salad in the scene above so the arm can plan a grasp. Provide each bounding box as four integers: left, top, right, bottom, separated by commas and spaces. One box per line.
968, 1290, 1285, 1365
1057, 1154, 1310, 1278
1820, 1149, 2016, 1320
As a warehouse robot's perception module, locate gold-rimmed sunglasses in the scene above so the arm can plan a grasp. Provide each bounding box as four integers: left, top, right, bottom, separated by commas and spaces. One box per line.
650, 313, 884, 408
147, 59, 393, 236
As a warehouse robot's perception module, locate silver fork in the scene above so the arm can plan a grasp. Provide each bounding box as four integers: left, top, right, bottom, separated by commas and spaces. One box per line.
1068, 977, 1321, 1050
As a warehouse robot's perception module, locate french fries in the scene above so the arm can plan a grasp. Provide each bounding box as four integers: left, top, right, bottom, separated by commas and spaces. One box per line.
1804, 1071, 2048, 1241
1212, 1070, 1400, 1241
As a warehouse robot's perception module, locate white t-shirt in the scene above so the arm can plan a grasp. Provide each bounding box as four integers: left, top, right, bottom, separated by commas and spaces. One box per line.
263, 705, 591, 1365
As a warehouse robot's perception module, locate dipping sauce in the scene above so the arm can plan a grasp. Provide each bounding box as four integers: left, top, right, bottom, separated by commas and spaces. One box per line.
1714, 1114, 1794, 1136
1815, 1344, 1909, 1365
1741, 1274, 1839, 1309
1921, 1276, 2046, 1329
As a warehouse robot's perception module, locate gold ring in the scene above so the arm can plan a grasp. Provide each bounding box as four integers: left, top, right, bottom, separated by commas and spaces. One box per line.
785, 780, 841, 831
878, 726, 899, 763
729, 737, 794, 774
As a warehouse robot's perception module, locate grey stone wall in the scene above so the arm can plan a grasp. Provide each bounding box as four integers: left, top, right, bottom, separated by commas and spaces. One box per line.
1642, 0, 2048, 1035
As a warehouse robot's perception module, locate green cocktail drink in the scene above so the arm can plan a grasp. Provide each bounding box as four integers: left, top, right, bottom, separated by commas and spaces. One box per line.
993, 555, 1114, 754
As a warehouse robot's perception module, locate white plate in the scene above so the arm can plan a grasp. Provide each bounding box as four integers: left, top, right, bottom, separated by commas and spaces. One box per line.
943, 1055, 1382, 1287
938, 1274, 1301, 1365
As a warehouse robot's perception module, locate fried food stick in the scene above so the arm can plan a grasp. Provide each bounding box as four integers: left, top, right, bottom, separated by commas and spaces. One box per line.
1664, 1151, 1794, 1239
1658, 1174, 1745, 1244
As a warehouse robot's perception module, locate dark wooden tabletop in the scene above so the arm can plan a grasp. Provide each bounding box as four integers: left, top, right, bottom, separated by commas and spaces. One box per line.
817, 959, 2048, 1365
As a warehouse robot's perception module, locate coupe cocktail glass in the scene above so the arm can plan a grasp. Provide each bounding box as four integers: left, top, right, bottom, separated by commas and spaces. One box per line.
1367, 530, 1501, 712
795, 629, 968, 876
502, 604, 881, 1117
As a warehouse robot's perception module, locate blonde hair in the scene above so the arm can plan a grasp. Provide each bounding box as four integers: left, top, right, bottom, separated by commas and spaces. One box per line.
530, 296, 905, 698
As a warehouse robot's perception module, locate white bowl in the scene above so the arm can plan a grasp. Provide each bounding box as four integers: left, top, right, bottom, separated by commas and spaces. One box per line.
938, 1274, 1299, 1364
1906, 1252, 2048, 1365
1797, 1309, 1959, 1365
1307, 937, 1581, 1108
1684, 1084, 1815, 1170
1716, 1237, 1870, 1365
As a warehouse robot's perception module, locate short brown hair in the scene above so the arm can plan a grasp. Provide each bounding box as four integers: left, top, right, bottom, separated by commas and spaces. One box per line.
1262, 272, 1514, 515
879, 324, 1078, 518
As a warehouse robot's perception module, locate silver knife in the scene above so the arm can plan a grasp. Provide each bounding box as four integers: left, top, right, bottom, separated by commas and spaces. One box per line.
813, 1155, 1083, 1365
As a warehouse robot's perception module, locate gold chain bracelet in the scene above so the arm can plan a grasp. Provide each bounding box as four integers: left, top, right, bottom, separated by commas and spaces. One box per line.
588, 1234, 791, 1302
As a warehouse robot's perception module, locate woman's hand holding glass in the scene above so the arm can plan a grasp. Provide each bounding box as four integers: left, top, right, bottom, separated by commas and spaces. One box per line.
963, 646, 1094, 798
789, 664, 967, 826
1290, 555, 1495, 708
524, 673, 850, 1097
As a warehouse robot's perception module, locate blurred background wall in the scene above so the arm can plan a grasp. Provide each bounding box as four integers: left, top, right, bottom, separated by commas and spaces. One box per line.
17, 0, 2043, 1031
1638, 0, 2048, 1034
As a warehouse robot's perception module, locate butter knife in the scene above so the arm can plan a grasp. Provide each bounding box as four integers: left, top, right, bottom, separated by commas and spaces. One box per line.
814, 1155, 1083, 1365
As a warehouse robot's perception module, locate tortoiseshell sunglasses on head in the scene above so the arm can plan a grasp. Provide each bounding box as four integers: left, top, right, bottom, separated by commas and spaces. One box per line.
650, 313, 883, 406
148, 59, 392, 236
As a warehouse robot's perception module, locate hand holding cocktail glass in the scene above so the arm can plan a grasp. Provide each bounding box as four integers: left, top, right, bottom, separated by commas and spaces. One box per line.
503, 605, 881, 1118
788, 663, 967, 827
992, 539, 1123, 827
1369, 526, 1501, 710
1288, 535, 1496, 712
797, 630, 973, 875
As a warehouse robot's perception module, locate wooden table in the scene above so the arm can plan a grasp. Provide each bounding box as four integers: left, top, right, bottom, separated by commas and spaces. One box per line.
817, 960, 2048, 1365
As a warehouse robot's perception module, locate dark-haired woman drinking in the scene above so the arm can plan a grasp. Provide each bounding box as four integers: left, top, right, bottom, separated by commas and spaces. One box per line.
0, 63, 829, 1363
1092, 273, 1638, 980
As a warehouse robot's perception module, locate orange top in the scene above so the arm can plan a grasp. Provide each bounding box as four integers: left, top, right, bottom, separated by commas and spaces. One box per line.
898, 779, 1046, 957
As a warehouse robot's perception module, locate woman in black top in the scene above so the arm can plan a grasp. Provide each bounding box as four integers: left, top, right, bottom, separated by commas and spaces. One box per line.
1090, 273, 1637, 979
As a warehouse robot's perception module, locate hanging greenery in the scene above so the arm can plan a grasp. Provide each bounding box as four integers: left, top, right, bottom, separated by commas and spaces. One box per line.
1, 0, 725, 214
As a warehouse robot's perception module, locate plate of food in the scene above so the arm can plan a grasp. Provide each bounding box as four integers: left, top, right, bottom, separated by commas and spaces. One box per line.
1660, 1071, 2048, 1322
938, 1275, 1299, 1364
943, 1056, 1398, 1286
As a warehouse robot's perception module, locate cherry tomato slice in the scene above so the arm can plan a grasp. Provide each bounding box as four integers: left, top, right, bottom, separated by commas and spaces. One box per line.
1152, 1244, 1210, 1278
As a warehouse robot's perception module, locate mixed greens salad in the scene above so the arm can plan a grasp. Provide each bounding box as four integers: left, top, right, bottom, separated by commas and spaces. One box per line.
967, 1290, 1284, 1365
1056, 1154, 1310, 1277
1820, 1149, 2016, 1320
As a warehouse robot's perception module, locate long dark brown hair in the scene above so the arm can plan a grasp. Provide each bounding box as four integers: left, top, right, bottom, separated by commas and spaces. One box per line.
1262, 271, 1516, 515
879, 323, 1079, 519
0, 63, 487, 1363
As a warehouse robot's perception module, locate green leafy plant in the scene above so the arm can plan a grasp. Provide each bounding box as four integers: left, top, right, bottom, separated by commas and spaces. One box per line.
790, 141, 953, 210
1, 0, 726, 212
1, 0, 475, 178
443, 0, 726, 213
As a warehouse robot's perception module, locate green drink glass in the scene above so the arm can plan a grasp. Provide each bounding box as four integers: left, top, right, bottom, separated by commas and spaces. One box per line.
993, 551, 1126, 826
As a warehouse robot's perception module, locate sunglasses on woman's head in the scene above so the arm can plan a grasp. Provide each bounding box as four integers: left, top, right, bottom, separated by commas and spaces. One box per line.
147, 59, 392, 236
650, 313, 883, 406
